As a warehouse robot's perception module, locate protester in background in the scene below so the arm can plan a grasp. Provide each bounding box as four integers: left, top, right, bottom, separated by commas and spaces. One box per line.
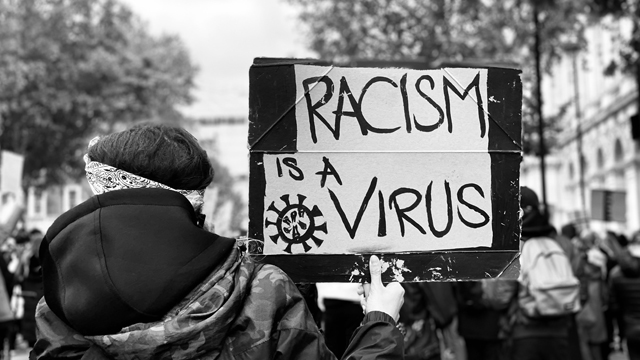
32, 123, 406, 359
397, 282, 458, 360
0, 235, 15, 359
608, 230, 640, 360
457, 279, 517, 360
602, 231, 624, 359
511, 187, 578, 360
316, 282, 364, 358
20, 229, 43, 347
557, 223, 587, 360
574, 230, 609, 360
4, 230, 27, 354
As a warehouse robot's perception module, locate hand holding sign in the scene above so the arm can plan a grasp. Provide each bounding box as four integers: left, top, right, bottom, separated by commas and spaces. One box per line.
358, 255, 405, 322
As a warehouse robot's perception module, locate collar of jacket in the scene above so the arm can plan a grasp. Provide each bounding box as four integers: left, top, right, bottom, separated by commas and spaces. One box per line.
40, 188, 235, 336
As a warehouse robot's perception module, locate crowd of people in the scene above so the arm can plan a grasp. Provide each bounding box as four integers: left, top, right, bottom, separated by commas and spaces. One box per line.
0, 227, 44, 358
310, 191, 640, 360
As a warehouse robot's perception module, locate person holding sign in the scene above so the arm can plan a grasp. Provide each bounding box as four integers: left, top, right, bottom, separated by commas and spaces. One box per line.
31, 123, 405, 360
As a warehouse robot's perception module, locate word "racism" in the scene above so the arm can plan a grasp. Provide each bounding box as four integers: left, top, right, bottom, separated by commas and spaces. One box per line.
301, 71, 486, 143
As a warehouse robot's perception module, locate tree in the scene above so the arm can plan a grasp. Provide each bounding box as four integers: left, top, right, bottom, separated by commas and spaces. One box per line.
287, 0, 590, 153
0, 0, 198, 187
591, 0, 640, 113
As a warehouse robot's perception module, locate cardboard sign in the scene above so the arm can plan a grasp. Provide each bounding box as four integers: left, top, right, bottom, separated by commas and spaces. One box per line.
591, 189, 626, 223
248, 58, 522, 282
0, 151, 24, 201
0, 151, 25, 241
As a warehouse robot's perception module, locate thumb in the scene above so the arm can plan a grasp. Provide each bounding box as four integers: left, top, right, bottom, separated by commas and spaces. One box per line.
369, 255, 383, 289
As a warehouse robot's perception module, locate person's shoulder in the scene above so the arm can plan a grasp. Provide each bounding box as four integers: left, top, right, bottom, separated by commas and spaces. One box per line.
253, 263, 291, 281
247, 263, 298, 295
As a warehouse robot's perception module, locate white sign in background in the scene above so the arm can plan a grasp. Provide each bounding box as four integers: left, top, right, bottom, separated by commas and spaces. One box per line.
262, 66, 493, 255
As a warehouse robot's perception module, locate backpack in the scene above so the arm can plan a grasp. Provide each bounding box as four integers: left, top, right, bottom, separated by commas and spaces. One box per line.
518, 237, 581, 317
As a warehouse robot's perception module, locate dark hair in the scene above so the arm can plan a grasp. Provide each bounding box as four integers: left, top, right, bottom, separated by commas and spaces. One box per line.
520, 186, 554, 239
87, 123, 214, 190
15, 229, 30, 244
560, 223, 577, 240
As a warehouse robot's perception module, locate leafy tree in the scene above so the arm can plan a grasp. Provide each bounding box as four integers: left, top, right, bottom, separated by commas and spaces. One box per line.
0, 0, 198, 187
287, 0, 590, 153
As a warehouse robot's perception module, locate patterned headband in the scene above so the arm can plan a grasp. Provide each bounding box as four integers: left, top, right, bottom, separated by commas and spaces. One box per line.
84, 136, 205, 213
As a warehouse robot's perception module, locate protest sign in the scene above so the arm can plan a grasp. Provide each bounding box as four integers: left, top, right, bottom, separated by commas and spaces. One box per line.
0, 151, 25, 241
0, 150, 24, 202
248, 58, 522, 282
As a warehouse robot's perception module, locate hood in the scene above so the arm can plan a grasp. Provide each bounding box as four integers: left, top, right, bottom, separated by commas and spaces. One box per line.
521, 204, 555, 239
40, 188, 235, 336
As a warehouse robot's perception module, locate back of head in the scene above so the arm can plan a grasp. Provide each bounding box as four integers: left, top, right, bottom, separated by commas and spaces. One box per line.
561, 223, 577, 240
520, 186, 554, 239
579, 229, 598, 249
40, 124, 233, 336
87, 123, 213, 190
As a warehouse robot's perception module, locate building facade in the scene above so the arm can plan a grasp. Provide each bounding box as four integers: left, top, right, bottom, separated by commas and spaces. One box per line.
24, 118, 250, 236
25, 183, 92, 233
521, 18, 639, 235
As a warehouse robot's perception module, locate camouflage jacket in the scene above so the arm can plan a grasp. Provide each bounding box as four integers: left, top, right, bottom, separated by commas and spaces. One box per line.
32, 248, 404, 360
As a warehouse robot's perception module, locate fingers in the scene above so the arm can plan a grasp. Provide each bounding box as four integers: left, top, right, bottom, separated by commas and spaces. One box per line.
384, 282, 405, 322
386, 282, 405, 300
369, 255, 383, 289
362, 283, 371, 298
357, 284, 364, 296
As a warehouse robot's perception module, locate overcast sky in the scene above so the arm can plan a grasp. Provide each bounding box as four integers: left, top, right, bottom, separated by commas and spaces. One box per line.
120, 0, 315, 119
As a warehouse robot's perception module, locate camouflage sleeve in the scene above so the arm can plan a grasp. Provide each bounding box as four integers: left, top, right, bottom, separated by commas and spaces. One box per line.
267, 277, 403, 360
30, 299, 93, 359
230, 265, 403, 360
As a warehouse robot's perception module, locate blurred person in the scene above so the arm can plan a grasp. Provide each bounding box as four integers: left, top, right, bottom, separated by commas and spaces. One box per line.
511, 187, 579, 360
574, 230, 609, 360
316, 283, 364, 358
561, 223, 579, 242
457, 279, 517, 360
601, 231, 625, 359
0, 235, 15, 359
3, 230, 28, 353
607, 230, 640, 359
398, 282, 458, 360
558, 222, 588, 360
31, 123, 406, 359
20, 229, 43, 347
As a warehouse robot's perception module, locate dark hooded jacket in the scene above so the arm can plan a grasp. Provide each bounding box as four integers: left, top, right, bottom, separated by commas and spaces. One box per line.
31, 188, 404, 360
610, 255, 640, 340
512, 187, 572, 339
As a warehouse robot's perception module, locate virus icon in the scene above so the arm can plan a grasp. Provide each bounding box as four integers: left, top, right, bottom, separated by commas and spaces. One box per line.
265, 194, 327, 253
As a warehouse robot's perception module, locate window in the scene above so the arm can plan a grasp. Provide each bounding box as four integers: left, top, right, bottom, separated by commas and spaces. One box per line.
581, 155, 588, 175
34, 191, 42, 214
568, 162, 575, 180
614, 138, 624, 163
68, 189, 77, 209
597, 148, 605, 169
